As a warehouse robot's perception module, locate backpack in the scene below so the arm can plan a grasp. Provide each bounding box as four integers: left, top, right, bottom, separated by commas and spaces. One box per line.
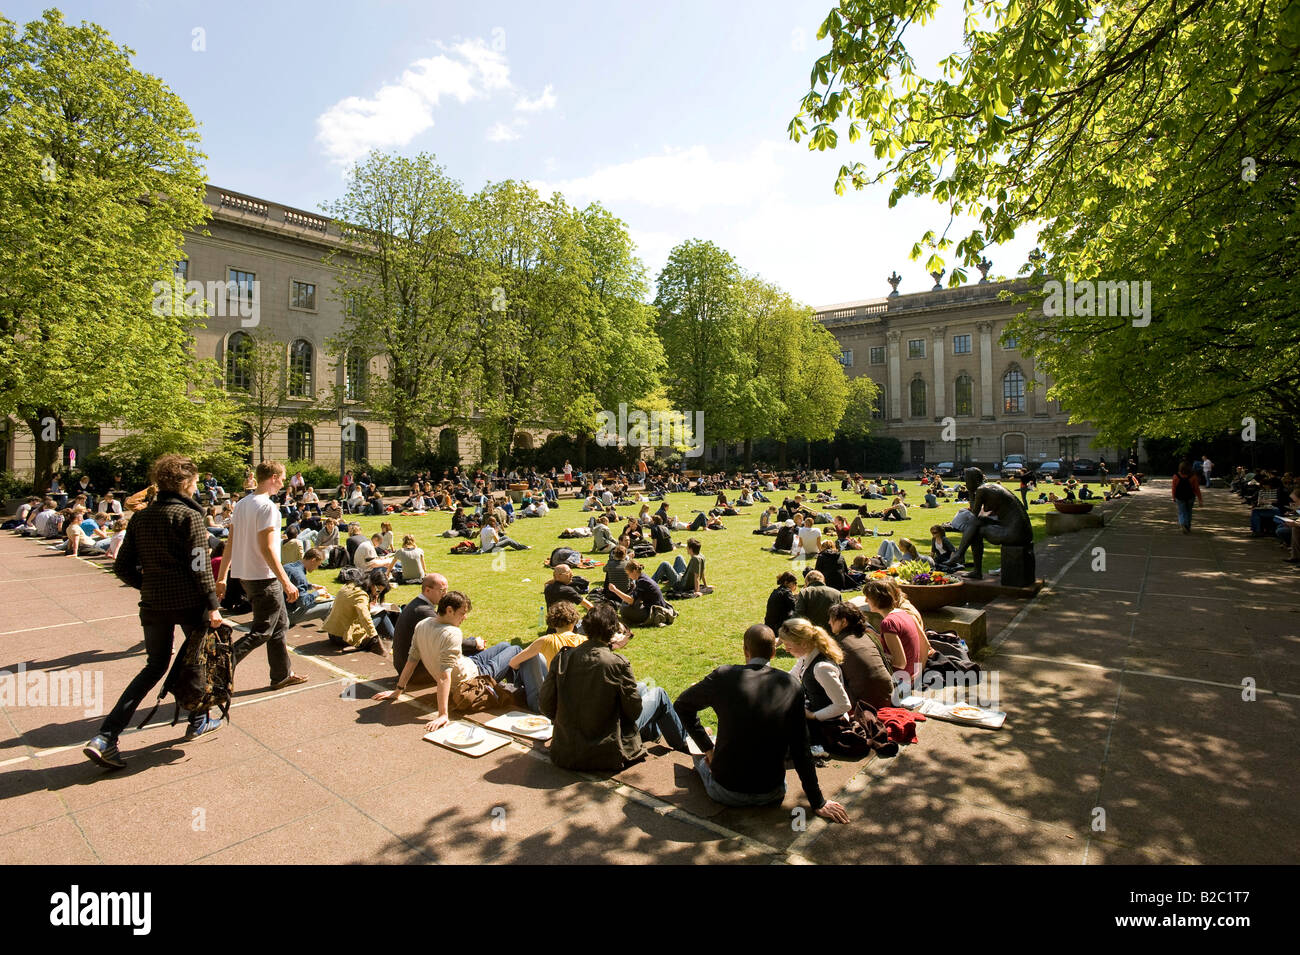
137, 623, 235, 728
632, 540, 656, 559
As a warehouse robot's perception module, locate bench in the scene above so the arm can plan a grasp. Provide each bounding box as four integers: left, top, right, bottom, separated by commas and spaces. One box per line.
1045, 510, 1106, 535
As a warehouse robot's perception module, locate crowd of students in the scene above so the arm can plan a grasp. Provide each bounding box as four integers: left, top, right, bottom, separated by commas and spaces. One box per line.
1231, 464, 1300, 562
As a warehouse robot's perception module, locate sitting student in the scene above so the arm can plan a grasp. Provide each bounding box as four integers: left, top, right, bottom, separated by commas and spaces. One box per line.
672, 624, 849, 821
848, 505, 874, 537
391, 573, 449, 675
322, 568, 395, 655
880, 495, 909, 521
354, 532, 396, 571
1078, 483, 1094, 500
392, 534, 427, 585
540, 603, 689, 770
861, 579, 932, 691
811, 539, 852, 591
827, 602, 894, 709
651, 537, 711, 595
480, 515, 530, 552
374, 590, 528, 730
544, 563, 595, 611
830, 515, 862, 550
770, 518, 798, 554
756, 506, 779, 535
590, 515, 616, 553
648, 514, 674, 553
793, 570, 840, 631
608, 560, 675, 626
930, 524, 958, 568
95, 518, 129, 558
765, 571, 799, 634
285, 547, 335, 624
778, 617, 853, 755
922, 490, 939, 508
598, 545, 632, 604
794, 516, 822, 560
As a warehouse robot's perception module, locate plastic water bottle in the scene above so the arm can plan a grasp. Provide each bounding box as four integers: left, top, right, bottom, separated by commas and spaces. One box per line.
536, 604, 545, 629
958, 638, 969, 653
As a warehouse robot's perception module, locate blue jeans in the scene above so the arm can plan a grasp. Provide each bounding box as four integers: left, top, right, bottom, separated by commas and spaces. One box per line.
467, 642, 522, 682
484, 536, 528, 552
693, 755, 785, 807
288, 598, 333, 625
652, 555, 687, 588
513, 654, 549, 711
1176, 498, 1193, 529
635, 684, 688, 750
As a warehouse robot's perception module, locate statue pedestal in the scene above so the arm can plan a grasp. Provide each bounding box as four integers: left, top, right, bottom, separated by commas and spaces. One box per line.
1000, 544, 1036, 587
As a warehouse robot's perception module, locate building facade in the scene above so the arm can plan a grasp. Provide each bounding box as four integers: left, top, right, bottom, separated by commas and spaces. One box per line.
4, 185, 549, 478
815, 278, 1112, 472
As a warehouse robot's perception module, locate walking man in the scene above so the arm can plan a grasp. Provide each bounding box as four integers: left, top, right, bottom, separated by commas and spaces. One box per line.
1172, 461, 1203, 534
216, 461, 307, 689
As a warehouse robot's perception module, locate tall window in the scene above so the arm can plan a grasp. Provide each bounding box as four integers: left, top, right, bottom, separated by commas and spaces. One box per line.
287, 423, 314, 461
1003, 330, 1019, 349
174, 260, 189, 281
225, 332, 253, 391
343, 424, 368, 464
955, 438, 974, 466
288, 340, 314, 398
869, 346, 885, 365
953, 334, 971, 355
345, 350, 366, 401
907, 338, 926, 359
839, 349, 854, 367
954, 374, 973, 416
1003, 369, 1026, 414
1058, 436, 1080, 460
228, 268, 256, 306
871, 392, 885, 420
291, 280, 316, 310
910, 378, 927, 418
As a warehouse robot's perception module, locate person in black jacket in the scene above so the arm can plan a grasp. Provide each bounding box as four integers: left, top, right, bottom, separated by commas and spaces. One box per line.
84, 454, 226, 770
764, 572, 799, 634
674, 624, 848, 822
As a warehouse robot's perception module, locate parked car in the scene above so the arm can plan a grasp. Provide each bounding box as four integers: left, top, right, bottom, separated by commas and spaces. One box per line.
1000, 454, 1030, 480
1038, 460, 1064, 478
1072, 458, 1099, 475
931, 461, 958, 478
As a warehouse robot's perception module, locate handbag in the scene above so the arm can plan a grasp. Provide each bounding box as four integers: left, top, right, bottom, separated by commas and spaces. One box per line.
450, 674, 504, 714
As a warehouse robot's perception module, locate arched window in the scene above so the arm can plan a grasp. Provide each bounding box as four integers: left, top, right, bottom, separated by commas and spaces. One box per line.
343, 423, 368, 464
514, 432, 535, 450
909, 378, 927, 418
1003, 368, 1026, 414
954, 374, 973, 417
288, 340, 314, 398
225, 332, 253, 391
287, 423, 314, 461
345, 350, 366, 401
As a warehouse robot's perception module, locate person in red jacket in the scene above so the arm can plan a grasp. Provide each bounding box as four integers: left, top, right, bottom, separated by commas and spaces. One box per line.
1171, 461, 1203, 533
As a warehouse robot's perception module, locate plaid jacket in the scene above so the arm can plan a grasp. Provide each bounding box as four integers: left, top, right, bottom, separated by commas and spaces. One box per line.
114, 491, 219, 612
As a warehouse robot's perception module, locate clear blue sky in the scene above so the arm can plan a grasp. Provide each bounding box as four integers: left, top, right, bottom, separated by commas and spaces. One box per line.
10, 1, 1038, 305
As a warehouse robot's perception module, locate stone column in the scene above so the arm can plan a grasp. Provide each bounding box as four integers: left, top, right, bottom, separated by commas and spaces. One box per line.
886, 330, 902, 422
977, 321, 995, 419
931, 325, 947, 420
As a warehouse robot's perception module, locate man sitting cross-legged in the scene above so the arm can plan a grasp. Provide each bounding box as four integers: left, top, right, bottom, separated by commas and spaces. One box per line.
672, 624, 849, 822
373, 591, 532, 732
651, 537, 712, 596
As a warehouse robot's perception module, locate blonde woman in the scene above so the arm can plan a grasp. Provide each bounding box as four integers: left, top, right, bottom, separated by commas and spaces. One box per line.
778, 618, 852, 753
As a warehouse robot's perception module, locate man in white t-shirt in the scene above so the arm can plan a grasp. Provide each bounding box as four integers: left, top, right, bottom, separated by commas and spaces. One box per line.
795, 517, 822, 559
353, 533, 396, 571
216, 460, 306, 690
372, 591, 520, 732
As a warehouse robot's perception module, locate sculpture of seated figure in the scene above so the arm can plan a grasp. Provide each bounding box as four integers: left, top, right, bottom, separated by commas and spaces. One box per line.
951, 467, 1034, 581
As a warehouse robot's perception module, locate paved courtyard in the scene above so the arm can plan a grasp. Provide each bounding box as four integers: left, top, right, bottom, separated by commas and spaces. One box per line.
1, 484, 1296, 864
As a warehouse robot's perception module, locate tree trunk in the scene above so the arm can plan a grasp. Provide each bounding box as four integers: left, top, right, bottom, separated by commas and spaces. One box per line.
778, 439, 788, 470
25, 413, 61, 494
1284, 429, 1296, 475
576, 431, 589, 470
743, 437, 752, 470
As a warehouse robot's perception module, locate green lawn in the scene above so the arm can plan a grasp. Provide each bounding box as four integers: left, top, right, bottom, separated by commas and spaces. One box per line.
305, 483, 1057, 702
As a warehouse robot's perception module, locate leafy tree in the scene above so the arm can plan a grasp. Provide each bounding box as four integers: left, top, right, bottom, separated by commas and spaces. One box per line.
0, 10, 231, 489
839, 373, 882, 438
225, 330, 294, 463
323, 152, 481, 468
792, 0, 1300, 465
653, 240, 749, 459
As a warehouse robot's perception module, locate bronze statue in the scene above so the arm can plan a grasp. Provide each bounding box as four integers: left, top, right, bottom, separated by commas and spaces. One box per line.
952, 467, 1034, 582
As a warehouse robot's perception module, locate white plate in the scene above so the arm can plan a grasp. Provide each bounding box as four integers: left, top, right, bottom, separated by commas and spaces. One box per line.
444, 726, 485, 747
512, 716, 551, 733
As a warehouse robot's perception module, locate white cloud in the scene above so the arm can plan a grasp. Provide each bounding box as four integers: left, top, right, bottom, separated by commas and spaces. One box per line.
515, 84, 557, 112
486, 122, 522, 143
316, 38, 514, 166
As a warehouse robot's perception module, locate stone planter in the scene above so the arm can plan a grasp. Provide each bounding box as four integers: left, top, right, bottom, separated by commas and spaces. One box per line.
1053, 501, 1094, 515
899, 581, 967, 612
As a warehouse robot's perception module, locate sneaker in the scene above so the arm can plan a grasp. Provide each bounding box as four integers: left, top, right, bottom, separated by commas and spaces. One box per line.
183, 716, 224, 742
83, 734, 125, 770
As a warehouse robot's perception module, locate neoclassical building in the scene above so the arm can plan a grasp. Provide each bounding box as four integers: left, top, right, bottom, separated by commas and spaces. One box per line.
4, 185, 546, 477
815, 275, 1110, 471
